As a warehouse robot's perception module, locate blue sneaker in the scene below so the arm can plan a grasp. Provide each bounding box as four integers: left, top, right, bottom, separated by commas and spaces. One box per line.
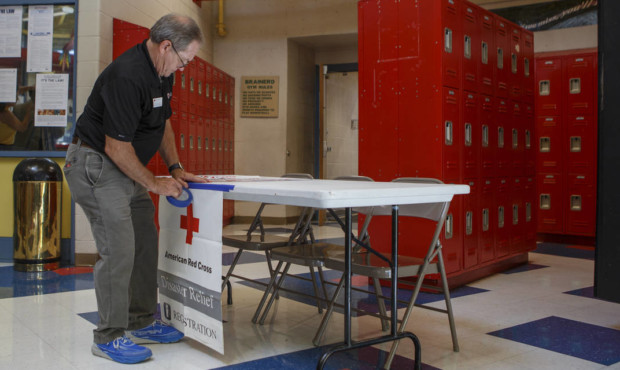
91, 336, 152, 364
126, 320, 184, 344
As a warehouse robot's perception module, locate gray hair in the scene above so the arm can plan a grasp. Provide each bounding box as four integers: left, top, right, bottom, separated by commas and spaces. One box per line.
150, 14, 203, 51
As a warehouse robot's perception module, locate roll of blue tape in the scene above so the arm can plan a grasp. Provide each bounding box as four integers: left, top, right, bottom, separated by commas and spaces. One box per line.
166, 188, 193, 208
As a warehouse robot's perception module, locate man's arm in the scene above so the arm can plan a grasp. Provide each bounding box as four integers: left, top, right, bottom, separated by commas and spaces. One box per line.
104, 135, 183, 197
158, 119, 205, 187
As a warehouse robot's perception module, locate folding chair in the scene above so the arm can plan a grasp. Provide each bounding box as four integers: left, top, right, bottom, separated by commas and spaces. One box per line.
221, 173, 315, 304
252, 176, 375, 325
315, 177, 459, 368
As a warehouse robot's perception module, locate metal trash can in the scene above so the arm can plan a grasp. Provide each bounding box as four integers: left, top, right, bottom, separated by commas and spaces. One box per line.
13, 158, 63, 272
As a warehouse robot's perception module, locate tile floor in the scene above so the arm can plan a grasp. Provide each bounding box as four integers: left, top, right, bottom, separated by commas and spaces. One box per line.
0, 222, 619, 369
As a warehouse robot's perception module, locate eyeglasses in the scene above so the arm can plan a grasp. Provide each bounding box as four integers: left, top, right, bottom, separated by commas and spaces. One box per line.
170, 42, 189, 69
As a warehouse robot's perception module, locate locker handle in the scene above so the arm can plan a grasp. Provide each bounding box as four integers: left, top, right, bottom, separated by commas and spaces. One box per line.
540, 194, 551, 210
445, 214, 453, 239
190, 77, 194, 92
189, 135, 194, 150
481, 42, 488, 64
526, 202, 532, 222
497, 48, 504, 70
511, 53, 518, 74
571, 195, 582, 211
498, 206, 505, 228
524, 58, 530, 77
482, 125, 489, 148
539, 80, 550, 96
197, 136, 202, 150
444, 28, 453, 53
570, 78, 581, 94
498, 127, 504, 148
206, 83, 210, 98
465, 123, 472, 146
482, 208, 490, 232
512, 204, 519, 225
540, 137, 551, 152
205, 137, 209, 150
570, 136, 582, 152
180, 134, 185, 149
512, 129, 518, 149
198, 81, 202, 96
464, 35, 471, 59
466, 211, 473, 235
445, 121, 453, 146
525, 130, 531, 149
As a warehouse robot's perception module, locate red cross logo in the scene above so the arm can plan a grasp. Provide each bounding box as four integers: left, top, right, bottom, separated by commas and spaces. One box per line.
180, 204, 200, 244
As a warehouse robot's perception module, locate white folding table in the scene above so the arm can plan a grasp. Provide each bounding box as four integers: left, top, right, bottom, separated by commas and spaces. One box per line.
187, 176, 470, 369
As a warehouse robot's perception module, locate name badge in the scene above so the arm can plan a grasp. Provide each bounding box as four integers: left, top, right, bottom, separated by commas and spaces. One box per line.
153, 97, 163, 108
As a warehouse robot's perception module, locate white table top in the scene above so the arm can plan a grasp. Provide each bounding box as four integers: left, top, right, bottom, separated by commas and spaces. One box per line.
188, 176, 470, 209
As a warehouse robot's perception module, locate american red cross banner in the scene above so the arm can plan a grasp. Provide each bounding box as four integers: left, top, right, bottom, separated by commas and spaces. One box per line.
157, 189, 224, 354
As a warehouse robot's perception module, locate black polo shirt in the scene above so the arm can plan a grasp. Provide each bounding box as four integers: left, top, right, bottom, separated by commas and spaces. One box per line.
75, 40, 173, 165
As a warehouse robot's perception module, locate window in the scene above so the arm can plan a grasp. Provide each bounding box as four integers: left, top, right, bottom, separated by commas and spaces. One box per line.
0, 3, 76, 152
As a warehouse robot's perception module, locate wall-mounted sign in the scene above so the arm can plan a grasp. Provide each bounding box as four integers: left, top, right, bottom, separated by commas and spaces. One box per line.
241, 76, 279, 118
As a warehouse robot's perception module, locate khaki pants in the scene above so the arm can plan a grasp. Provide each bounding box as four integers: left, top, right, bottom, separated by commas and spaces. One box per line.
64, 141, 158, 344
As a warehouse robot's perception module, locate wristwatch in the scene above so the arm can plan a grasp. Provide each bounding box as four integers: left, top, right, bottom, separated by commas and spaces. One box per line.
168, 162, 184, 173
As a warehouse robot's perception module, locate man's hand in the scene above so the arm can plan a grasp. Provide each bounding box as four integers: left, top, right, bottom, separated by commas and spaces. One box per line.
151, 177, 184, 197
170, 169, 207, 189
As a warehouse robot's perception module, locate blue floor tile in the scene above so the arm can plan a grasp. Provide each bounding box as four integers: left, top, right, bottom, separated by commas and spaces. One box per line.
564, 286, 595, 298
502, 263, 549, 274
488, 316, 620, 366
212, 343, 437, 370
532, 243, 595, 260
0, 266, 94, 299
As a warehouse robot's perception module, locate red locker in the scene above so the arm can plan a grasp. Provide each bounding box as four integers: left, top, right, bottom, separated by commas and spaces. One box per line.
565, 177, 596, 236
189, 115, 197, 172
495, 178, 510, 257
524, 177, 537, 248
522, 30, 535, 102
442, 195, 463, 274
205, 65, 213, 119
441, 0, 462, 89
508, 22, 522, 100
509, 177, 524, 254
537, 173, 563, 234
495, 99, 510, 177
565, 53, 596, 116
178, 112, 188, 169
524, 103, 536, 176
494, 16, 509, 98
479, 178, 496, 263
443, 88, 461, 180
535, 57, 562, 115
188, 62, 197, 115
463, 178, 479, 269
462, 92, 479, 179
360, 66, 399, 180
479, 11, 495, 96
480, 95, 496, 178
196, 117, 204, 174
204, 119, 212, 174
197, 59, 206, 117
535, 116, 562, 173
566, 115, 597, 179
461, 3, 479, 93
511, 101, 524, 176
229, 77, 235, 124
217, 120, 224, 173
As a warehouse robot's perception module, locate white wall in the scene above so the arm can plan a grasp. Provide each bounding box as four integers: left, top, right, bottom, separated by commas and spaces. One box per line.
213, 0, 357, 219
74, 0, 214, 255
